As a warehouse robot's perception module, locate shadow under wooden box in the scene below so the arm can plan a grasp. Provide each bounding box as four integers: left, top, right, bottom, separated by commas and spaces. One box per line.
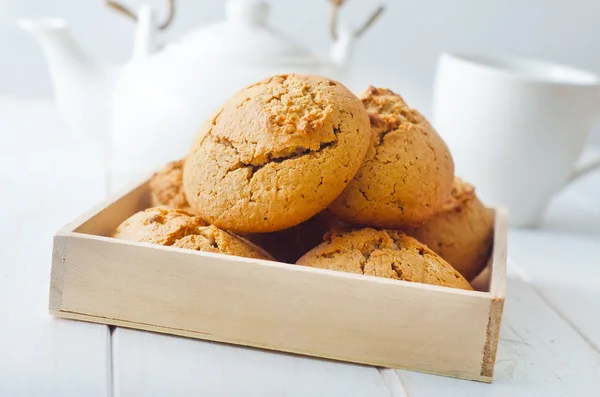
49, 176, 507, 382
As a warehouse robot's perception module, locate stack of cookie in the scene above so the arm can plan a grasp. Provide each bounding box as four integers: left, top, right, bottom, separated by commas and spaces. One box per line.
113, 74, 494, 291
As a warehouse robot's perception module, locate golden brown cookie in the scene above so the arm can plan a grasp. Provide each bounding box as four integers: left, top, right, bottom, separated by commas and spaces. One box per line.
296, 228, 472, 290
244, 210, 347, 263
112, 207, 274, 261
405, 178, 494, 281
328, 86, 455, 228
183, 74, 371, 233
112, 207, 206, 245
172, 225, 275, 260
149, 159, 194, 212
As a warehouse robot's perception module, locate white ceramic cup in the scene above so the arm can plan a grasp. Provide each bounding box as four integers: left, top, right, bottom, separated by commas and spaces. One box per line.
433, 53, 600, 227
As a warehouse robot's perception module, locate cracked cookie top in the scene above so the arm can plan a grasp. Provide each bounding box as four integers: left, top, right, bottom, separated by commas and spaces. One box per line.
149, 158, 199, 215
112, 207, 274, 261
405, 177, 494, 281
328, 86, 455, 228
296, 227, 472, 290
183, 74, 371, 233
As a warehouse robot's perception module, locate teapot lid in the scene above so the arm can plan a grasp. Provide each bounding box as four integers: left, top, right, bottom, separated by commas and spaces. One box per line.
172, 0, 323, 66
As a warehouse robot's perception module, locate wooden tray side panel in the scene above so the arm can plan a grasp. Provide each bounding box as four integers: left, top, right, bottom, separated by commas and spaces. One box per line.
481, 208, 508, 379
49, 234, 68, 311
69, 180, 150, 236
490, 208, 508, 299
481, 297, 504, 379
55, 234, 493, 381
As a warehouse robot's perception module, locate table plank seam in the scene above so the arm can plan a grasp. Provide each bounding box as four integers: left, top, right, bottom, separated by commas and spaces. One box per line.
390, 258, 600, 391
109, 325, 116, 397
508, 261, 600, 358
378, 368, 410, 397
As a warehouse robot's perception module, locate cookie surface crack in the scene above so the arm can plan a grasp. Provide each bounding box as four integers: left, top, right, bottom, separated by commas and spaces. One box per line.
214, 127, 341, 178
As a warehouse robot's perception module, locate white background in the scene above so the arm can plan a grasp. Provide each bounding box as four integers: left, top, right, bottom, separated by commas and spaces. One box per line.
2, 0, 600, 105
2, 0, 600, 141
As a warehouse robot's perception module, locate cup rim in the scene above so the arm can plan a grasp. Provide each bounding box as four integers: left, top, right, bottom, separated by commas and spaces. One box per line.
441, 52, 600, 86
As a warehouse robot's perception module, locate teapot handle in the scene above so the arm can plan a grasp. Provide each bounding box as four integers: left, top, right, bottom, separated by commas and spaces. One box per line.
106, 0, 175, 30
329, 0, 384, 41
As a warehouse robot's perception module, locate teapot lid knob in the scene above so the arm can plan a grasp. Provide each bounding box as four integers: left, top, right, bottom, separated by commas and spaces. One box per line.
226, 0, 269, 26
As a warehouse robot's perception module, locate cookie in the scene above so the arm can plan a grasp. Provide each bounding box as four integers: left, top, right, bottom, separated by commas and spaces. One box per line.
112, 207, 205, 245
296, 228, 472, 290
172, 225, 275, 260
244, 210, 346, 263
112, 207, 274, 261
328, 86, 455, 228
183, 74, 371, 233
149, 159, 198, 214
405, 178, 494, 281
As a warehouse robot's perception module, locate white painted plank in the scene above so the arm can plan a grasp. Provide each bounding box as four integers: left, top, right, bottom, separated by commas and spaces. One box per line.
113, 327, 393, 397
0, 102, 112, 396
394, 263, 600, 396
509, 230, 600, 351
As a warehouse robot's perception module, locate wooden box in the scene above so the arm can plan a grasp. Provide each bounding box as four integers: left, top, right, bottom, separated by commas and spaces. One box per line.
50, 178, 507, 382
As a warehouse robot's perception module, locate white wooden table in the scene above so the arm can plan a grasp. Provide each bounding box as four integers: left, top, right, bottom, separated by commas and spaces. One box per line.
1, 98, 599, 396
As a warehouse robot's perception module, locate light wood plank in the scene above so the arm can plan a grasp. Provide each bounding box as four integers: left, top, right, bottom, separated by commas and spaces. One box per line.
0, 141, 112, 396
112, 328, 393, 397
509, 230, 600, 351
394, 263, 600, 396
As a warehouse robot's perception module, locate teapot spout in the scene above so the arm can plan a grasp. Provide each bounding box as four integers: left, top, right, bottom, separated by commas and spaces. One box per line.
18, 18, 100, 85
19, 18, 119, 141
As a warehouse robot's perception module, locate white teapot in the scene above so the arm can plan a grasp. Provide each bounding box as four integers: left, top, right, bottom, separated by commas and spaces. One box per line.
20, 0, 383, 191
